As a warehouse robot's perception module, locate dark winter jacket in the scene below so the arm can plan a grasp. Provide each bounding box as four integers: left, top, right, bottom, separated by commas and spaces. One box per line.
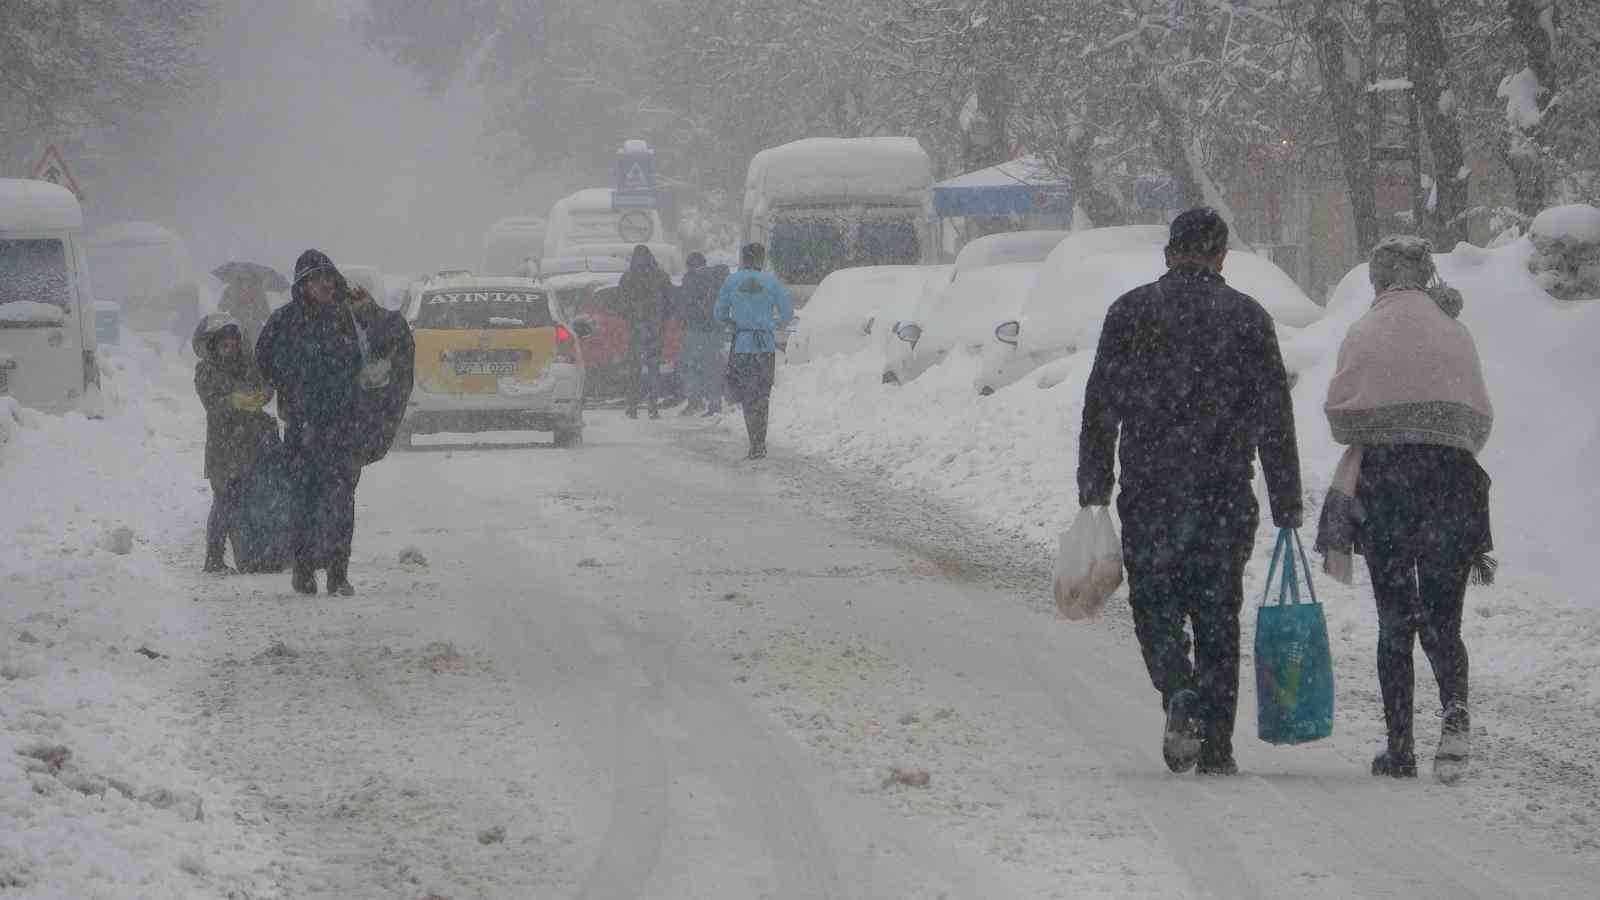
617, 266, 673, 354
348, 298, 415, 466
676, 263, 730, 332
255, 253, 365, 459
193, 314, 278, 484
1078, 266, 1303, 535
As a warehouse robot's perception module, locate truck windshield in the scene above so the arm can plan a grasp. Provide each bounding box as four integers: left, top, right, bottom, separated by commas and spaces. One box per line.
858, 220, 920, 266
0, 239, 71, 312
770, 219, 847, 285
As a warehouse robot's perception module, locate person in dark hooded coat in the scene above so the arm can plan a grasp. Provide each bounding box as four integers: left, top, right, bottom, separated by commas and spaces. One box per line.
346, 283, 415, 465
193, 314, 278, 573
616, 244, 672, 419
254, 250, 367, 596
1077, 208, 1303, 776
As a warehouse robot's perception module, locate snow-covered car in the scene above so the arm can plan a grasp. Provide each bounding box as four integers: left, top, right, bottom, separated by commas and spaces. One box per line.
975, 225, 1324, 394
400, 274, 588, 447
883, 230, 1068, 384
785, 265, 932, 365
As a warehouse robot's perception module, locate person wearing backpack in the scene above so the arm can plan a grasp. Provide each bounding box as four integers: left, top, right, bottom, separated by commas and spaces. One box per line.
1078, 208, 1303, 776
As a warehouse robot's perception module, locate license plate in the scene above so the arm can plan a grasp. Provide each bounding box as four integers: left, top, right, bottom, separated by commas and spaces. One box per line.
455, 361, 516, 376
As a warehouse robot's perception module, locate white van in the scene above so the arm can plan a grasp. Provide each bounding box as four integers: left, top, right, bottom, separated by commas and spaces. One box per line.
743, 137, 936, 304
543, 189, 684, 281
0, 179, 100, 415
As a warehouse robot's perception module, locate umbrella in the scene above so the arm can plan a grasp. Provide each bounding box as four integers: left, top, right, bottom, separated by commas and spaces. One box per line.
212, 261, 289, 292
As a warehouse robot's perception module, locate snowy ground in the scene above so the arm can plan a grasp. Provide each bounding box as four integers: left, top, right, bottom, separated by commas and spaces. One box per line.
1, 287, 1598, 897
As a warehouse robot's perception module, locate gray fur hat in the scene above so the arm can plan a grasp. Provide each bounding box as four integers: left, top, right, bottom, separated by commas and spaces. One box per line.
1369, 235, 1463, 317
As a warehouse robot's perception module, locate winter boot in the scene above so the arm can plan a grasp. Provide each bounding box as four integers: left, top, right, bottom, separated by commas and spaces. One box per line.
1196, 736, 1238, 776
1371, 749, 1418, 778
291, 564, 318, 596
1162, 689, 1203, 774
326, 560, 355, 597
1434, 701, 1470, 784
203, 553, 231, 574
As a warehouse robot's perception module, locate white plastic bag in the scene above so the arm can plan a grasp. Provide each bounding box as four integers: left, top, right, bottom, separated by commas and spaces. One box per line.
1052, 506, 1123, 620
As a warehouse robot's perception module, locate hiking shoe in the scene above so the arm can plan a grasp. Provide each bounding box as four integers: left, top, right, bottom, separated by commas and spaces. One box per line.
202, 558, 232, 575
1371, 750, 1418, 778
702, 406, 721, 417
1434, 701, 1470, 784
745, 446, 767, 461
1162, 689, 1203, 774
291, 567, 318, 595
326, 578, 355, 597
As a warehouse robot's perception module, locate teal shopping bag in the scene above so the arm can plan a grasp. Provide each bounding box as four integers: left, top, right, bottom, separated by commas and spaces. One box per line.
1255, 528, 1335, 745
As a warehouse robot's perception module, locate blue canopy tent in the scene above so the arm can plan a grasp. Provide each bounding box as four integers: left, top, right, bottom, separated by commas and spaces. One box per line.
931, 157, 1073, 218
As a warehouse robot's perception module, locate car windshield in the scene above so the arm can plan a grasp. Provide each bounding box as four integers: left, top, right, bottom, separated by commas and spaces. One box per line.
0, 239, 71, 311
414, 288, 553, 329
770, 217, 847, 285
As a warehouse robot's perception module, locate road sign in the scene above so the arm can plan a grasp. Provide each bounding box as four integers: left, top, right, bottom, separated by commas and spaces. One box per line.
32, 145, 82, 200
617, 211, 654, 243
612, 140, 657, 210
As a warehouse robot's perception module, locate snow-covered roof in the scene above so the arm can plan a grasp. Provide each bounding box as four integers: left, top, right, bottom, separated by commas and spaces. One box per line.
935, 157, 1059, 190
555, 189, 620, 213
0, 179, 83, 233
745, 137, 932, 213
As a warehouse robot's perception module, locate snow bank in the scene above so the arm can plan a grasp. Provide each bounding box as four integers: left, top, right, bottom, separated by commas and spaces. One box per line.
0, 334, 275, 895
951, 230, 1069, 274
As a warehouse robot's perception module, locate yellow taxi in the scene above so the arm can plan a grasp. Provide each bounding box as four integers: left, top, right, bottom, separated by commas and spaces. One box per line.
400, 274, 587, 446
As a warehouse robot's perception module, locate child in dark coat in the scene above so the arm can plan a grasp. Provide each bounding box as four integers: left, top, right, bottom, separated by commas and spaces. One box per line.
193, 314, 278, 572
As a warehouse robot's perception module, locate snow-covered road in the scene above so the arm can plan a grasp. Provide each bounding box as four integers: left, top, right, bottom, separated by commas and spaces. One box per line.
174, 413, 1596, 899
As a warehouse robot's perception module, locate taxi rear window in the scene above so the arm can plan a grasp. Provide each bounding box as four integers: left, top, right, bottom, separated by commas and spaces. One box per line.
416, 289, 553, 330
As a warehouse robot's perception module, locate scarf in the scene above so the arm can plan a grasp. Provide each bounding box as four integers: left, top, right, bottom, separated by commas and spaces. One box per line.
1315, 288, 1495, 583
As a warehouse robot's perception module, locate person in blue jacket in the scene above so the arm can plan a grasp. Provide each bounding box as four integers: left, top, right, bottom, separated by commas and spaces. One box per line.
713, 243, 793, 460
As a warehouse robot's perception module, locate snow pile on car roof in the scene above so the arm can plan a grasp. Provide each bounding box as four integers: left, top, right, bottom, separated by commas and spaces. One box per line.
0, 178, 82, 232
744, 137, 932, 213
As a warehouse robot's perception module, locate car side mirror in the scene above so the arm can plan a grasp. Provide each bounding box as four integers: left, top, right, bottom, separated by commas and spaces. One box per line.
995, 320, 1020, 346
894, 322, 922, 345
571, 317, 595, 339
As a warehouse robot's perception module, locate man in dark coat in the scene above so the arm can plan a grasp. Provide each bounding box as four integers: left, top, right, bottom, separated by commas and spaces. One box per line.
1077, 208, 1303, 776
193, 314, 278, 573
255, 250, 366, 596
617, 244, 672, 419
675, 252, 730, 416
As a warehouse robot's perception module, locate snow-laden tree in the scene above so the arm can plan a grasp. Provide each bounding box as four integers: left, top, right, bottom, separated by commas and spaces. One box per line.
0, 0, 211, 178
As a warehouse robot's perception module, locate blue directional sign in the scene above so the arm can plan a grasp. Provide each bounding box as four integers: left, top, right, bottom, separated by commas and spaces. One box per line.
612, 142, 657, 210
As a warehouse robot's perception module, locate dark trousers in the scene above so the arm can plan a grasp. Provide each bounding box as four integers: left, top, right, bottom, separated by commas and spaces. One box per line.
681, 329, 724, 410
290, 452, 361, 578
1358, 446, 1483, 755
625, 329, 660, 415
205, 476, 245, 564
728, 352, 776, 451
1120, 490, 1257, 761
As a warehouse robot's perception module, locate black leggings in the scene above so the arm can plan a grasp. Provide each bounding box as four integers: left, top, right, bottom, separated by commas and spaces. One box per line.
1358, 445, 1485, 754
206, 476, 245, 563
728, 352, 776, 450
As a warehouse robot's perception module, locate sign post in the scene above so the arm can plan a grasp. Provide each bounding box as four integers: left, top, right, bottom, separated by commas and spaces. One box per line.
32, 145, 83, 201
611, 139, 657, 210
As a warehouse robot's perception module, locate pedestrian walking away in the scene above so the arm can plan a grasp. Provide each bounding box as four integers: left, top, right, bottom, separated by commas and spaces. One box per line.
1317, 235, 1494, 783
676, 251, 731, 416
193, 313, 279, 574
714, 243, 793, 460
1078, 207, 1303, 776
617, 244, 672, 419
255, 249, 369, 597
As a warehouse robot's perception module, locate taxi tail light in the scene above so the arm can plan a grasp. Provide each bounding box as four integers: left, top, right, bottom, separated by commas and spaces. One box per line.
555, 325, 577, 363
